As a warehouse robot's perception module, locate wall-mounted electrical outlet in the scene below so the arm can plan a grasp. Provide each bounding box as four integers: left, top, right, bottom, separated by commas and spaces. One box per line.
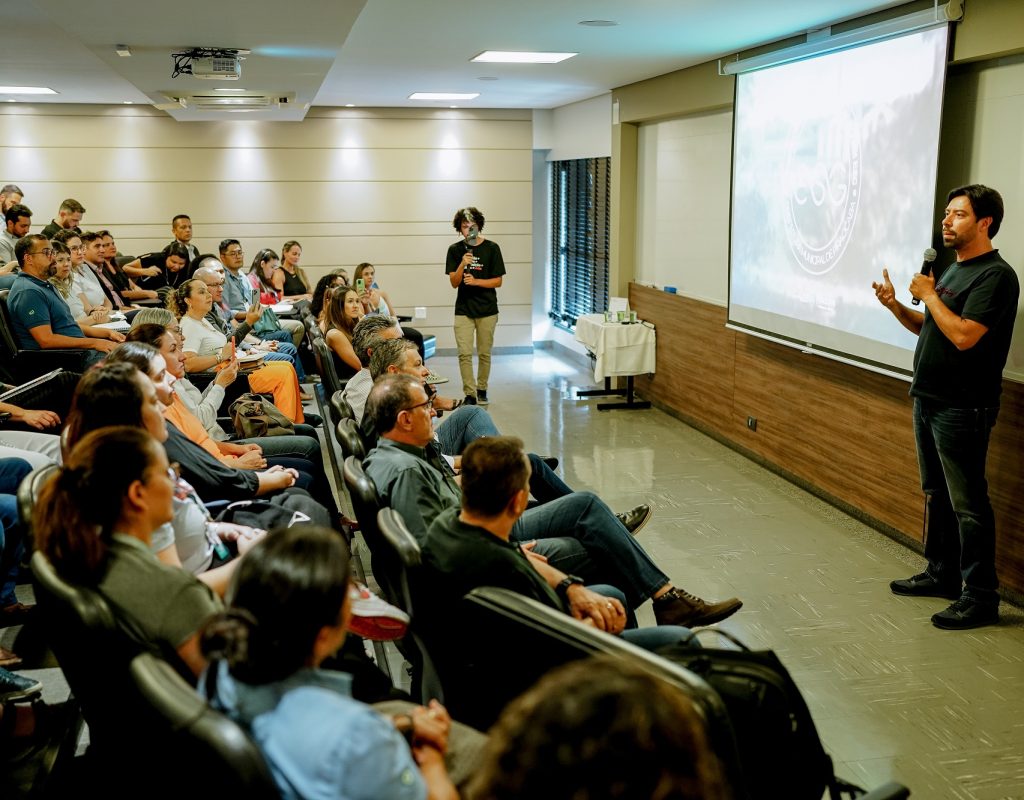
746, 416, 757, 431
414, 306, 427, 319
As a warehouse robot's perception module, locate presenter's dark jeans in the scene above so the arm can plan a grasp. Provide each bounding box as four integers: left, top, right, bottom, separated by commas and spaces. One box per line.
914, 398, 1000, 605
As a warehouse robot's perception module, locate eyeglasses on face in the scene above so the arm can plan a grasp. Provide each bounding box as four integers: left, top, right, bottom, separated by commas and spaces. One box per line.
29, 248, 55, 257
401, 399, 432, 414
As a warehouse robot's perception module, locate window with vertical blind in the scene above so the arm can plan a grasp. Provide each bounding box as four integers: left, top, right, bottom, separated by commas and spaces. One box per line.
549, 157, 610, 330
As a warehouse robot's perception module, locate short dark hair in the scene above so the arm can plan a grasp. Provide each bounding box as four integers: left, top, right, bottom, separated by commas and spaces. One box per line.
15, 233, 48, 267
50, 240, 70, 256
948, 184, 1004, 239
52, 229, 82, 246
452, 206, 484, 232
162, 242, 190, 262
460, 436, 529, 517
369, 337, 417, 379
59, 198, 85, 214
172, 214, 191, 227
218, 238, 240, 255
366, 373, 420, 435
352, 314, 400, 367
5, 203, 31, 225
79, 231, 101, 245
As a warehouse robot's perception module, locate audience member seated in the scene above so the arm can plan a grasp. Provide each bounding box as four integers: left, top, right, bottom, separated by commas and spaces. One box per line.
38, 197, 84, 239
7, 234, 120, 365
417, 436, 694, 656
168, 278, 306, 423
274, 240, 313, 302
76, 231, 127, 315
192, 264, 307, 382
200, 525, 466, 800
341, 315, 404, 420
47, 240, 126, 338
0, 203, 32, 270
36, 425, 222, 678
96, 229, 158, 302
310, 271, 347, 323
1, 457, 34, 668
64, 362, 303, 508
321, 284, 365, 380
353, 261, 427, 359
121, 242, 191, 294
216, 241, 305, 347
365, 375, 743, 628
465, 656, 729, 800
127, 321, 322, 458
249, 248, 284, 306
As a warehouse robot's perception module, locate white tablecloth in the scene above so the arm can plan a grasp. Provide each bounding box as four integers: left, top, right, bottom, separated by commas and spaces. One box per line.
574, 314, 656, 382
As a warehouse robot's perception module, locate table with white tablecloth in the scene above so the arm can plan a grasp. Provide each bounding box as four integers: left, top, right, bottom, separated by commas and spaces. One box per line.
573, 313, 655, 410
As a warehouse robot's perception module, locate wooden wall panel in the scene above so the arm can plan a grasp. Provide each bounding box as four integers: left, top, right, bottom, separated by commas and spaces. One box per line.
631, 283, 1024, 598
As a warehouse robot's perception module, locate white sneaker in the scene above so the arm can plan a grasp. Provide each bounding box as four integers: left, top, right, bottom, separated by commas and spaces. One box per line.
425, 371, 449, 385
347, 583, 410, 641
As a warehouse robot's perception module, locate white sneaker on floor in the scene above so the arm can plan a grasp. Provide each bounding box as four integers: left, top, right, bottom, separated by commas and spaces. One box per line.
347, 583, 410, 641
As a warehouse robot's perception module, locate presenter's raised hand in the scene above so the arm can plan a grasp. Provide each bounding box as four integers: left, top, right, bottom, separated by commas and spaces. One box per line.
872, 268, 897, 310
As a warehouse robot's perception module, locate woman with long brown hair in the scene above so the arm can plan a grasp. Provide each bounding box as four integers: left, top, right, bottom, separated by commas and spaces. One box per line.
320, 284, 364, 378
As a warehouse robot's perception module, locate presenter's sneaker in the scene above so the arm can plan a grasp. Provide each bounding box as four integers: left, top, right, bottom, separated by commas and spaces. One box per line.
0, 667, 42, 702
616, 504, 653, 536
653, 588, 743, 628
889, 572, 962, 600
931, 598, 999, 630
476, 390, 489, 405
347, 583, 410, 642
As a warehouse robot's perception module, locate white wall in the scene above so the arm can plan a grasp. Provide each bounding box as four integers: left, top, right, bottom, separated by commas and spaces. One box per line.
0, 104, 533, 351
635, 110, 732, 306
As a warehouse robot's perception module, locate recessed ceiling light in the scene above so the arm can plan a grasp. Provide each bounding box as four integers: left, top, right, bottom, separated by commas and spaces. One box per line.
213, 87, 247, 93
578, 20, 618, 27
5, 99, 14, 103
477, 76, 499, 81
0, 86, 57, 95
471, 51, 576, 64
345, 103, 354, 107
409, 92, 479, 101
115, 45, 132, 57
123, 101, 133, 104
449, 105, 458, 109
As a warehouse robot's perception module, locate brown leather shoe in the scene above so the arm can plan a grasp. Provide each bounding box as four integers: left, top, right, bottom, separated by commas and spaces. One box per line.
654, 588, 743, 628
0, 646, 23, 669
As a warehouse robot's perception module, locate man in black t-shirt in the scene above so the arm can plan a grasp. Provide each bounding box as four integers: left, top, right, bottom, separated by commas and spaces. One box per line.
445, 207, 505, 405
873, 184, 1019, 630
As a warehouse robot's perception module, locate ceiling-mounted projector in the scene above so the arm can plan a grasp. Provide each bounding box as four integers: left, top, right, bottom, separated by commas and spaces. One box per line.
191, 56, 241, 79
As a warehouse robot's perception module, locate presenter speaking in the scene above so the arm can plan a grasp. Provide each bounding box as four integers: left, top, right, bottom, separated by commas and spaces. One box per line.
445, 206, 504, 405
872, 184, 1018, 630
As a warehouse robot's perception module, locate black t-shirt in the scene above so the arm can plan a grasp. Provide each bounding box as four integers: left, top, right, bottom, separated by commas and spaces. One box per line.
137, 252, 189, 291
445, 238, 505, 318
910, 250, 1019, 408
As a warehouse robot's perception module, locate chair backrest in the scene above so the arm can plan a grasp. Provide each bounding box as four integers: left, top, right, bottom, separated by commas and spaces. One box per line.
129, 653, 279, 798
0, 288, 90, 383
0, 289, 22, 376
335, 417, 366, 461
341, 456, 401, 599
458, 586, 745, 792
312, 336, 342, 398
330, 388, 355, 422
30, 551, 144, 743
375, 507, 444, 703
16, 463, 59, 552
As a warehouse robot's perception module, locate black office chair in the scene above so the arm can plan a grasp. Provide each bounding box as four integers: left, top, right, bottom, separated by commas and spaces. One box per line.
330, 388, 355, 423
0, 368, 79, 423
312, 337, 345, 399
0, 289, 90, 383
129, 652, 279, 798
335, 417, 367, 461
376, 508, 444, 702
16, 463, 58, 552
342, 456, 404, 602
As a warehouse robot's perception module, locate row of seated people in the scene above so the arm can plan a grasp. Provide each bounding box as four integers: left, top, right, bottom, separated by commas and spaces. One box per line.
20, 413, 730, 798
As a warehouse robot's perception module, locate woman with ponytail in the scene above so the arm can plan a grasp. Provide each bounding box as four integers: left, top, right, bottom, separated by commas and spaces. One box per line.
36, 424, 221, 678
201, 526, 460, 800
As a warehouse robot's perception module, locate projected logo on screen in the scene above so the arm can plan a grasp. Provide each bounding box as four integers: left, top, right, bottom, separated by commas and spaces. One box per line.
782, 111, 862, 276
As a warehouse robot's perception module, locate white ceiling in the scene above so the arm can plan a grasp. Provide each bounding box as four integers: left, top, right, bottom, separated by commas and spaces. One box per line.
1, 0, 909, 120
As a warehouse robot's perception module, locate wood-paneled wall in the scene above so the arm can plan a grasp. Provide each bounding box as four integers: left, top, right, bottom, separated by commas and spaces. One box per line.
0, 105, 533, 350
630, 283, 1024, 598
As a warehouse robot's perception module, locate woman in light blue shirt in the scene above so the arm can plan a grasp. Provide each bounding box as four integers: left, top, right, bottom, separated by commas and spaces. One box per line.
201, 526, 458, 800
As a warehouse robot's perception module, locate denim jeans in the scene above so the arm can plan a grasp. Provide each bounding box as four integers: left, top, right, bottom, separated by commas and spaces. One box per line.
914, 398, 1000, 605
261, 341, 305, 382
0, 458, 33, 606
436, 406, 500, 455
511, 491, 670, 609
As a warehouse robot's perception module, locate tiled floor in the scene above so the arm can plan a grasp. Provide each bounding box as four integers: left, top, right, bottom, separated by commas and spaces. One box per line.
430, 349, 1024, 800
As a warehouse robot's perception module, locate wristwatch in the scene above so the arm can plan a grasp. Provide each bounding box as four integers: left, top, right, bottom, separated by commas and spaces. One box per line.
554, 575, 585, 599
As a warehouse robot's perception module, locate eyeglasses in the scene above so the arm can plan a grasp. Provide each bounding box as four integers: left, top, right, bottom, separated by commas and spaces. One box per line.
69, 244, 85, 252
28, 248, 55, 258
401, 399, 432, 414
224, 249, 243, 257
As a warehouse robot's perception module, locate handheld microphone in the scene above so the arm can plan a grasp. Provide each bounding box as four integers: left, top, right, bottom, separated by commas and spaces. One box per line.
911, 248, 937, 306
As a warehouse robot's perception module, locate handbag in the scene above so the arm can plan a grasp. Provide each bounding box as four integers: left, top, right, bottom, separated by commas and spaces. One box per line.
229, 393, 295, 438
252, 307, 282, 334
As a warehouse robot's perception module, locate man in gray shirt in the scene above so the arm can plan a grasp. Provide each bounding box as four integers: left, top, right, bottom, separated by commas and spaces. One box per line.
0, 204, 32, 265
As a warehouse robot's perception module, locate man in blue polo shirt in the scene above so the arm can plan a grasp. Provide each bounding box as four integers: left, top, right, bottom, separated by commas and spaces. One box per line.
8, 234, 121, 365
